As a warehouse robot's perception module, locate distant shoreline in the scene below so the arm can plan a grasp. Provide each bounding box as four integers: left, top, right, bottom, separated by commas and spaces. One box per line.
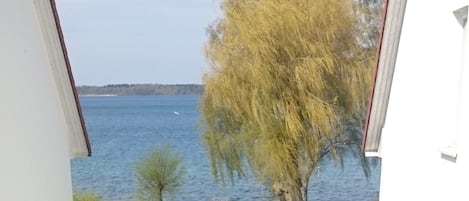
77, 84, 203, 96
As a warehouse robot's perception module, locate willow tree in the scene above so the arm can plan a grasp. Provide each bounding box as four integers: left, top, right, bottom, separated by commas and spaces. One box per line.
201, 0, 376, 201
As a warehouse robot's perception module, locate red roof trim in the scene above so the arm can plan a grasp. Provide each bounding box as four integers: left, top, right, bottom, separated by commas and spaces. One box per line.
49, 0, 91, 156
362, 0, 389, 151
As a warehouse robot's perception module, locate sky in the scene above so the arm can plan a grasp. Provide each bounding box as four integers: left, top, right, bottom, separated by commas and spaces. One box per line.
55, 0, 221, 86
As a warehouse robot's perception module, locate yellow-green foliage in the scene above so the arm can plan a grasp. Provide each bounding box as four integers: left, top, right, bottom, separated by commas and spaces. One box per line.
202, 0, 377, 200
73, 191, 101, 201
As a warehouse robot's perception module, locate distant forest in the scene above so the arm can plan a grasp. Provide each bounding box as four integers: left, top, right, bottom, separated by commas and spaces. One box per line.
77, 84, 203, 96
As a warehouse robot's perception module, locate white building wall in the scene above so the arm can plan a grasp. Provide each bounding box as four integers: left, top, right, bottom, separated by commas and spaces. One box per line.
454, 2, 469, 198
380, 1, 469, 200
0, 0, 73, 201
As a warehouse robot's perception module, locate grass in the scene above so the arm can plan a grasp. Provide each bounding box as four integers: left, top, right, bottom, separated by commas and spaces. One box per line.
73, 191, 102, 201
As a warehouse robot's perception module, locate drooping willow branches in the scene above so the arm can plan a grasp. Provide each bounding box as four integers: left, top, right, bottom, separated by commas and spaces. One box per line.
201, 0, 379, 200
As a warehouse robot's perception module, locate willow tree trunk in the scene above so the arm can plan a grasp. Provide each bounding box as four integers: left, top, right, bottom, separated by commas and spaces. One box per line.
301, 185, 308, 201
277, 186, 303, 201
157, 187, 163, 201
275, 180, 308, 201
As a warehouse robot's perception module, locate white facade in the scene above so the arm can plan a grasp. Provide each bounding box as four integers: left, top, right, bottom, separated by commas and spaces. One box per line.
367, 1, 469, 200
0, 0, 89, 201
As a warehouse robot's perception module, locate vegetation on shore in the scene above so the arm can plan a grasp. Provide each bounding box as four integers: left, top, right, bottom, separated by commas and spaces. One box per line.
73, 191, 102, 201
134, 146, 185, 201
77, 84, 203, 96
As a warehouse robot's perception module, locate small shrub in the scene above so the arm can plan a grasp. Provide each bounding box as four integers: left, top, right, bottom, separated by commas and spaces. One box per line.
73, 191, 101, 201
135, 145, 185, 201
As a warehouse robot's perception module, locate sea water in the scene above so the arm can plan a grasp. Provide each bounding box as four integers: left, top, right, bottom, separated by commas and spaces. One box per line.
72, 96, 380, 201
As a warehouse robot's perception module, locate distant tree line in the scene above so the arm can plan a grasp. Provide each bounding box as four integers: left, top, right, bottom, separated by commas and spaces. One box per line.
77, 84, 203, 96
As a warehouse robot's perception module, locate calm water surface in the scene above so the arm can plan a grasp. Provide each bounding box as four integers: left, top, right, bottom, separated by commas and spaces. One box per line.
72, 96, 380, 201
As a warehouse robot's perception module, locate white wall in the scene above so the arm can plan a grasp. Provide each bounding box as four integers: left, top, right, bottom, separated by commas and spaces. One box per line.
380, 1, 469, 200
0, 0, 74, 201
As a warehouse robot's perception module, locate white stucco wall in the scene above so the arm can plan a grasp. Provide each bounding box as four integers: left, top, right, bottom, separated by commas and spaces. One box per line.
0, 0, 74, 201
379, 1, 469, 200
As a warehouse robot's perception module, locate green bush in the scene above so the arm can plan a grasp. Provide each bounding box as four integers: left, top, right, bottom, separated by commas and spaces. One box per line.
135, 145, 185, 201
73, 191, 101, 201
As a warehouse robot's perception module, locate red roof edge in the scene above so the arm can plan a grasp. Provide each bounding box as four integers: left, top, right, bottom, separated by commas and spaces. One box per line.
361, 0, 389, 152
49, 0, 91, 157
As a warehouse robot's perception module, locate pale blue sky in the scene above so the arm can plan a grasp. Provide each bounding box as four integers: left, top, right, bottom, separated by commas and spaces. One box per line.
56, 0, 221, 86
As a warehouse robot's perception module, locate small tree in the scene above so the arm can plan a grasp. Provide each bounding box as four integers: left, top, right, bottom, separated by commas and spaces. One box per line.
135, 146, 185, 201
73, 191, 101, 201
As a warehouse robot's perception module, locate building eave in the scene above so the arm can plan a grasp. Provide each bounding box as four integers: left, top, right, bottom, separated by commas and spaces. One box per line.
362, 0, 389, 153
34, 0, 91, 158
49, 0, 91, 157
362, 0, 407, 156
